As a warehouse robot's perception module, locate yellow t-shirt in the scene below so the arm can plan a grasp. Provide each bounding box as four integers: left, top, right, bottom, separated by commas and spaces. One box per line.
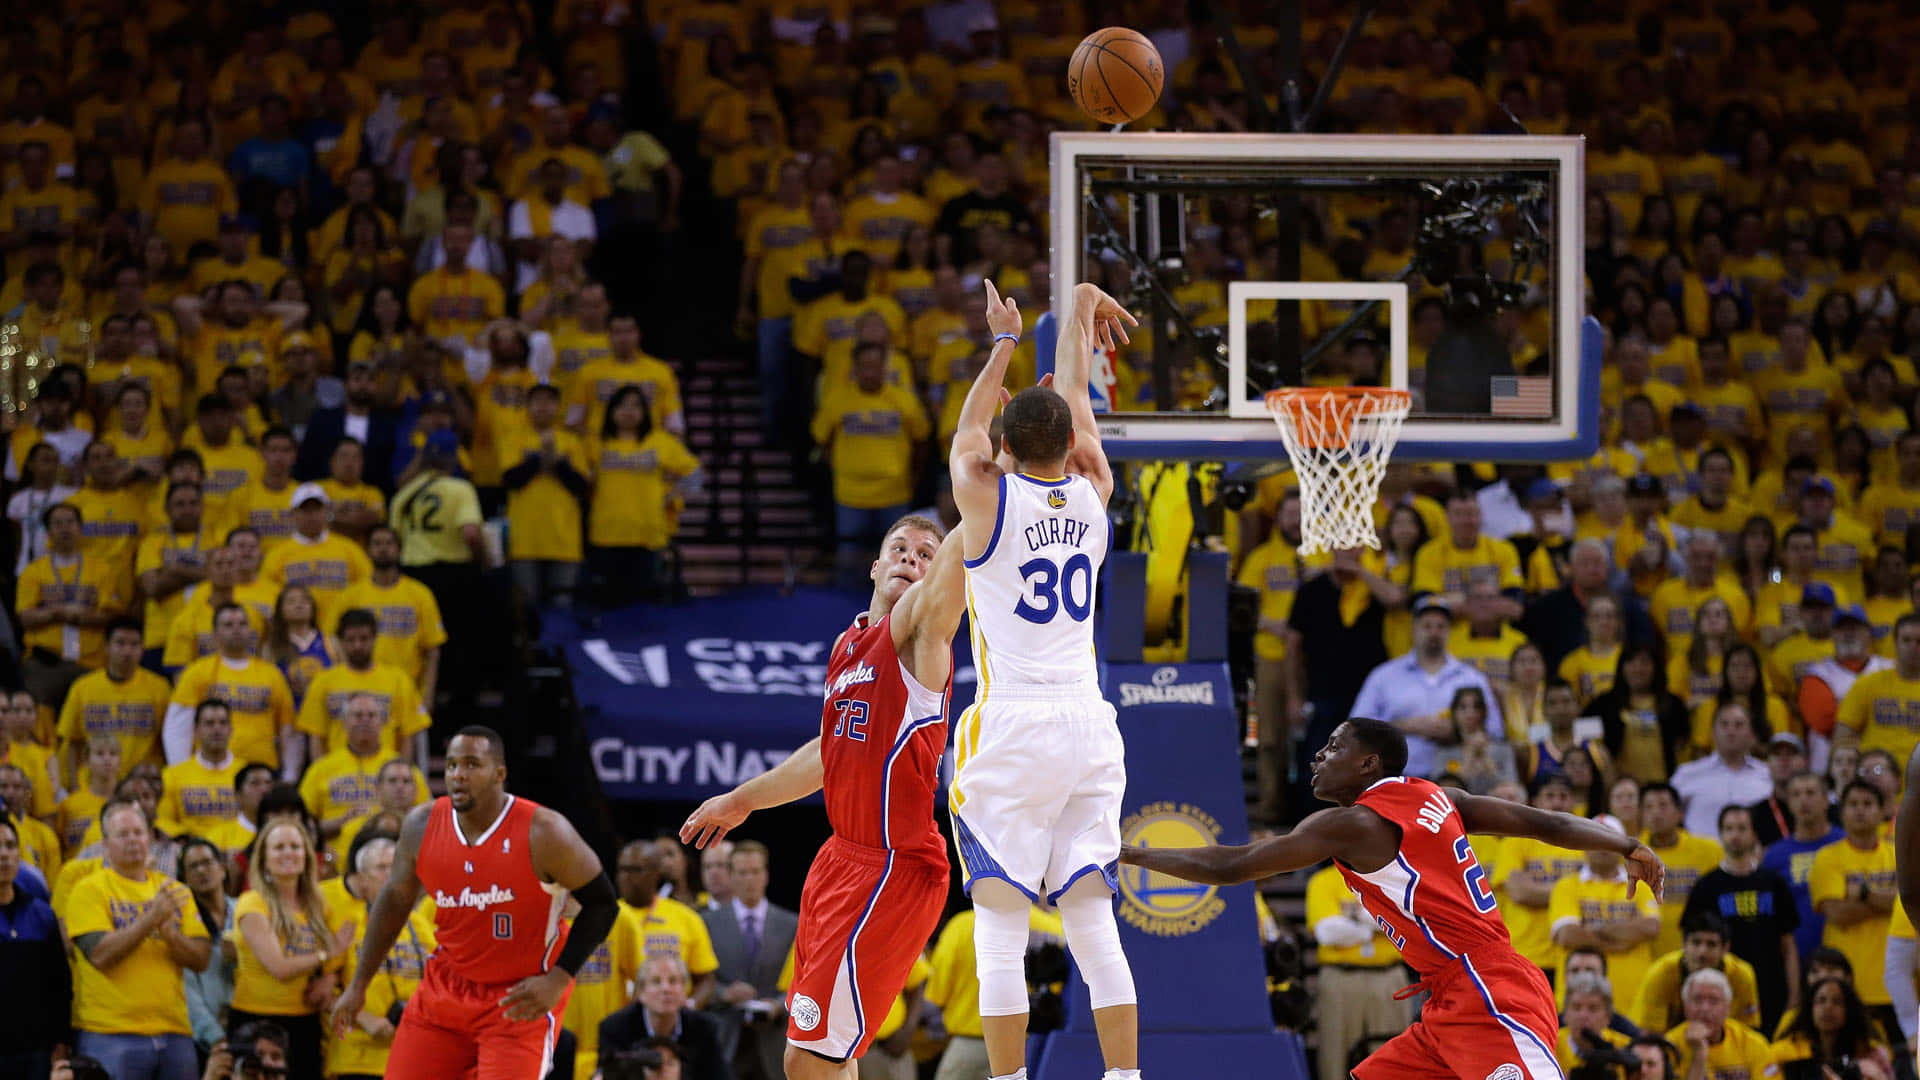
588, 432, 700, 550
1449, 624, 1531, 693
260, 532, 374, 631
1667, 1020, 1776, 1080
232, 887, 341, 1016
318, 481, 386, 536
566, 902, 646, 1080
1559, 644, 1622, 704
1305, 865, 1401, 967
1809, 837, 1897, 1004
67, 868, 210, 1035
809, 385, 931, 509
1236, 533, 1303, 662
1857, 481, 1920, 549
57, 667, 171, 780
335, 576, 447, 682
1835, 664, 1920, 764
295, 663, 430, 755
134, 526, 217, 648
161, 587, 269, 668
183, 320, 286, 392
1493, 837, 1588, 972
16, 554, 127, 666
15, 812, 61, 881
390, 473, 483, 567
1548, 870, 1661, 998
1556, 1026, 1634, 1076
1648, 577, 1753, 653
1630, 950, 1762, 1033
1410, 534, 1524, 597
1646, 831, 1725, 955
170, 655, 295, 769
223, 479, 300, 555
139, 158, 239, 252
500, 428, 589, 563
299, 748, 429, 863
405, 266, 506, 345
620, 896, 720, 976
57, 787, 108, 854
566, 355, 683, 430
64, 486, 146, 579
156, 754, 243, 838
3, 738, 61, 820
193, 440, 265, 526
325, 884, 436, 1079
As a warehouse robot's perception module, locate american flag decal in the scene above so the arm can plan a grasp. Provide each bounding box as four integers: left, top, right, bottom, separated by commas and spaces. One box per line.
1489, 375, 1552, 417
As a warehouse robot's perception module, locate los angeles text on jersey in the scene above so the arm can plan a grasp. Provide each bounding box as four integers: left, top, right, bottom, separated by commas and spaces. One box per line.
1023, 516, 1095, 552
436, 884, 517, 912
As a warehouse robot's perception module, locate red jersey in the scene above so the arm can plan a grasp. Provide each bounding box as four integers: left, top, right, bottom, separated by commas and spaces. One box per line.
416, 794, 569, 984
819, 612, 949, 866
1335, 777, 1512, 978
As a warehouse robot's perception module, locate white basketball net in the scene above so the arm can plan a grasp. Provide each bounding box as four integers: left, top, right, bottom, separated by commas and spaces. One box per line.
1265, 388, 1412, 556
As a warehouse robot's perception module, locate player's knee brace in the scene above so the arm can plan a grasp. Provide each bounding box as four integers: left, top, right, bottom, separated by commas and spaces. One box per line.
972, 885, 1032, 1018
1057, 879, 1136, 1010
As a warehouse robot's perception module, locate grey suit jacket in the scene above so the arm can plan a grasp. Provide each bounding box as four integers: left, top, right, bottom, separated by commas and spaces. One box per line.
702, 902, 799, 1080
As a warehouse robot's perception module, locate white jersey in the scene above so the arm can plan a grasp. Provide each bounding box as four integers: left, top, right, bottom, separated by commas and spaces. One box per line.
963, 472, 1110, 693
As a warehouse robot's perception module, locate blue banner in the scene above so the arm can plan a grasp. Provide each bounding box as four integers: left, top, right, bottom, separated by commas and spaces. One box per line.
565, 588, 978, 801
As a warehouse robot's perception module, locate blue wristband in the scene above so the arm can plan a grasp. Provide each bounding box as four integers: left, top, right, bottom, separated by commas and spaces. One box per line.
994, 332, 1019, 346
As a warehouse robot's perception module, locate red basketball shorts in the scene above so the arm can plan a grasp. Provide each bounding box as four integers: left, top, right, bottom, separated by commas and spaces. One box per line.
384, 961, 571, 1080
785, 837, 948, 1062
1355, 948, 1564, 1080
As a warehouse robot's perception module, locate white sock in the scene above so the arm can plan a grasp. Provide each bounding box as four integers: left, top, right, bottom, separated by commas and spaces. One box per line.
1103, 1070, 1142, 1080
989, 1072, 1027, 1080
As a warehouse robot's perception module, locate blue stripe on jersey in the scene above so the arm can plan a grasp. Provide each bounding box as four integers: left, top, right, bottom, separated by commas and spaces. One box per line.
963, 474, 1009, 569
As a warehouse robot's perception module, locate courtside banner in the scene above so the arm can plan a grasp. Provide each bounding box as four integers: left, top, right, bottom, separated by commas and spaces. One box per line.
565, 587, 978, 800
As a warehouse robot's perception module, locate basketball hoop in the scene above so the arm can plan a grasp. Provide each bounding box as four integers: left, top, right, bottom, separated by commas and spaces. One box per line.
1264, 387, 1412, 556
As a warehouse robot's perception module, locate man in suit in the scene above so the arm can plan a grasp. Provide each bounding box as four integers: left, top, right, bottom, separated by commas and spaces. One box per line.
701, 840, 799, 1080
600, 954, 731, 1080
295, 360, 401, 488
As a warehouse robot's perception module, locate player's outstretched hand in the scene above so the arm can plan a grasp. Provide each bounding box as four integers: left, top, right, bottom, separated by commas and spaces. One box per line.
500, 968, 571, 1022
1624, 842, 1665, 903
984, 280, 1022, 339
681, 791, 750, 849
1073, 282, 1138, 354
330, 980, 369, 1039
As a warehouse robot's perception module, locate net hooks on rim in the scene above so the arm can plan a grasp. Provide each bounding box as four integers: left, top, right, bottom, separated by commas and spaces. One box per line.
1263, 386, 1412, 556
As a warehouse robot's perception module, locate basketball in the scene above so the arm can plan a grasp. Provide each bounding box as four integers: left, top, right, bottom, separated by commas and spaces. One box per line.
1069, 27, 1165, 125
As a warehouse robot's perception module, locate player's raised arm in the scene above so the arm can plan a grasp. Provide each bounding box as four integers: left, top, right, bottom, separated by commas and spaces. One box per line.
889, 522, 968, 663
949, 281, 1023, 532
1454, 792, 1666, 901
331, 802, 431, 1036
498, 807, 619, 1021
680, 736, 827, 849
1052, 282, 1136, 502
1120, 806, 1394, 885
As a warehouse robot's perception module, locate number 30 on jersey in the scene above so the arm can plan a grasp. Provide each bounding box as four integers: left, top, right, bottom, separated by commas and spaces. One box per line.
1013, 554, 1094, 624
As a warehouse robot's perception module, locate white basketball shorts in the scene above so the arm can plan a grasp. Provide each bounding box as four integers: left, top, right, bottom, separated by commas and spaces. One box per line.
949, 686, 1125, 903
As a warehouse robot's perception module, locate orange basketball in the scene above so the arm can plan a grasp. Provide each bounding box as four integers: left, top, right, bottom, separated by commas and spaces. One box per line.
1069, 27, 1165, 125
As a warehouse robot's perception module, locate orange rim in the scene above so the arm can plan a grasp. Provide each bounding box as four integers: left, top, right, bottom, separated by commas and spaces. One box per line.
1264, 387, 1410, 449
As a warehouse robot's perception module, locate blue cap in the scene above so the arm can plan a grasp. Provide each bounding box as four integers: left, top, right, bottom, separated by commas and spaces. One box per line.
1800, 582, 1837, 607
424, 429, 461, 455
1802, 476, 1836, 496
1522, 477, 1561, 503
1835, 604, 1871, 626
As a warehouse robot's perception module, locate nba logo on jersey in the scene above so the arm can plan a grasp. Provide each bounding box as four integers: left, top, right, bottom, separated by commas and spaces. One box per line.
464, 861, 473, 873
1047, 489, 1067, 510
502, 839, 510, 853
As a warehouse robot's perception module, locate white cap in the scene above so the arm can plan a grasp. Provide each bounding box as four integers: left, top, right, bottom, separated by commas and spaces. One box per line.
1591, 813, 1627, 838
291, 482, 330, 507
